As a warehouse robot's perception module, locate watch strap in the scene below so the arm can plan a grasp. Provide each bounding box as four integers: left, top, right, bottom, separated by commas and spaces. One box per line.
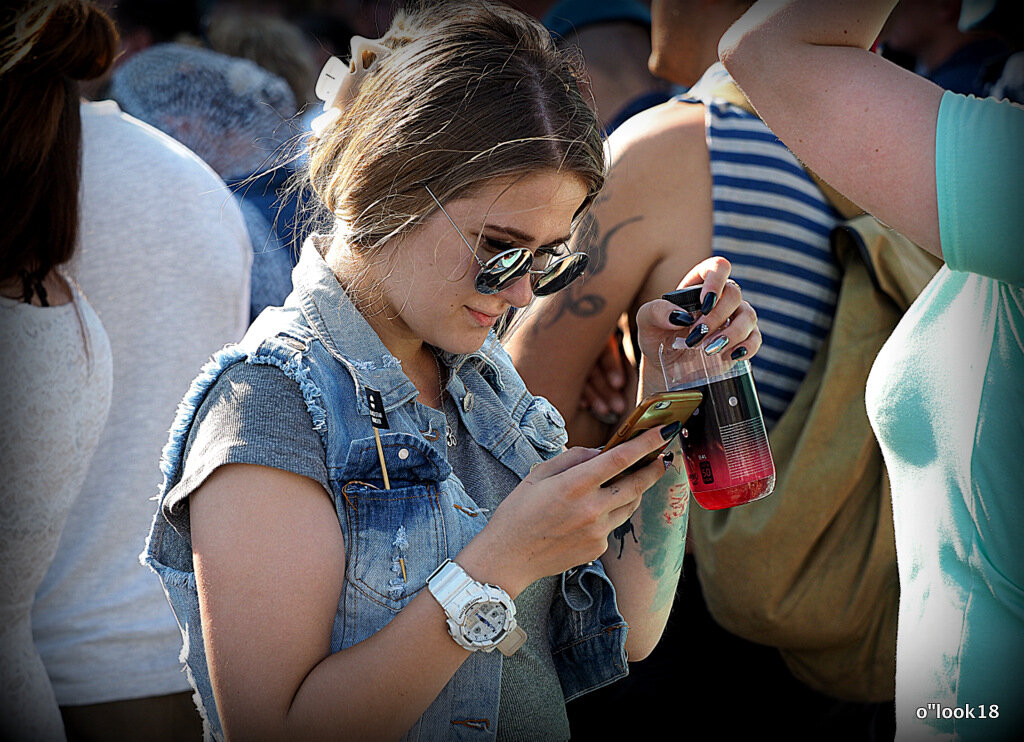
427, 559, 525, 656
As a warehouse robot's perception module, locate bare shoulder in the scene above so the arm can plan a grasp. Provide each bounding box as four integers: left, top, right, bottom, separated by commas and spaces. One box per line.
606, 98, 709, 182
599, 99, 714, 304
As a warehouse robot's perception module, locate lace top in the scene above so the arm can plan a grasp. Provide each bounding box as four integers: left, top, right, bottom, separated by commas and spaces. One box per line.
0, 277, 112, 741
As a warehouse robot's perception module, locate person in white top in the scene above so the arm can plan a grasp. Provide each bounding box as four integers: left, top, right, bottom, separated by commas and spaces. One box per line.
27, 57, 252, 742
0, 3, 117, 740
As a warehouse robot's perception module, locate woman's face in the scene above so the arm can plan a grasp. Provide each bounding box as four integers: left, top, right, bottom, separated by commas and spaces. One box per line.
364, 169, 589, 359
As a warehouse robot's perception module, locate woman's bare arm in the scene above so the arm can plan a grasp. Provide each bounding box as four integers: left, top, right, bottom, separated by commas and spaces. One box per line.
190, 464, 475, 741
718, 0, 945, 256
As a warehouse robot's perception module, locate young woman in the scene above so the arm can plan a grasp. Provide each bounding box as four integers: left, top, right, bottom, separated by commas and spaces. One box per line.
145, 3, 760, 740
720, 0, 1024, 738
0, 2, 116, 739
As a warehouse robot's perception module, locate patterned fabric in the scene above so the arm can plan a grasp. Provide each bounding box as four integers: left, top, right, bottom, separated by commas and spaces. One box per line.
108, 43, 296, 181
682, 70, 841, 427
0, 279, 112, 740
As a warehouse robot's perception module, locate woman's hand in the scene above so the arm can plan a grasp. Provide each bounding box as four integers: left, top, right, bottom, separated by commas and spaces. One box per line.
461, 425, 676, 597
634, 256, 762, 393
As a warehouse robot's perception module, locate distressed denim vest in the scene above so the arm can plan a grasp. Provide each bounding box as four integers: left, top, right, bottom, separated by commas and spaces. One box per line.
143, 243, 628, 741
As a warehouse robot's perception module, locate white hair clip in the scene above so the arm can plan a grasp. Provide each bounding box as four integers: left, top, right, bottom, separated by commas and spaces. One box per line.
310, 36, 391, 139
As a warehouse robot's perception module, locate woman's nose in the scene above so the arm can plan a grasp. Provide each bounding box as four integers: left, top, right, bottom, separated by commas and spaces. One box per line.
500, 274, 534, 308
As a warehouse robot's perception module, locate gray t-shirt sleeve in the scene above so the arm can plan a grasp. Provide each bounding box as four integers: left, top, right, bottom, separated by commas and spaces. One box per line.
163, 361, 329, 535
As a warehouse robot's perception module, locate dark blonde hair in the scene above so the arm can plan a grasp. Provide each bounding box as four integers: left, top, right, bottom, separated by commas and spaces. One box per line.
0, 1, 117, 298
305, 0, 605, 263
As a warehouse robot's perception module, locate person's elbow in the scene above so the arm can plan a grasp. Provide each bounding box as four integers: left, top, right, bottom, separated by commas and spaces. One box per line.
718, 17, 765, 82
624, 628, 662, 663
717, 1, 787, 87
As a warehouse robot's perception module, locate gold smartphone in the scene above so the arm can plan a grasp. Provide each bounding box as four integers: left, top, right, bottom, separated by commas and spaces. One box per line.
601, 389, 703, 481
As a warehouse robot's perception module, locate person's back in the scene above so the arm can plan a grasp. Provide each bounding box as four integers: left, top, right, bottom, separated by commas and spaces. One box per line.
108, 42, 297, 320
31, 99, 250, 742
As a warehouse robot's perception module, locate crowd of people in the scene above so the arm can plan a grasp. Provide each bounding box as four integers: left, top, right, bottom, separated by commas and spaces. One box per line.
1, 1, 1020, 741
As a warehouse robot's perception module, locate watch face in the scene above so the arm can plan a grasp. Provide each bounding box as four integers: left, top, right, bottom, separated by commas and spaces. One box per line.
464, 600, 508, 643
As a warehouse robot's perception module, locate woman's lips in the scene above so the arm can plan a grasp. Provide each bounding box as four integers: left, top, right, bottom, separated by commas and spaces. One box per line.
466, 307, 499, 327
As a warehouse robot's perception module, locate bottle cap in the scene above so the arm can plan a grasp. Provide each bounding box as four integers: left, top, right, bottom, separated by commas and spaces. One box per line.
662, 284, 703, 313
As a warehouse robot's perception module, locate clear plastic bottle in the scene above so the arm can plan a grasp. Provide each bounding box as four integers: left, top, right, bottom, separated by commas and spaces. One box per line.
662, 285, 775, 509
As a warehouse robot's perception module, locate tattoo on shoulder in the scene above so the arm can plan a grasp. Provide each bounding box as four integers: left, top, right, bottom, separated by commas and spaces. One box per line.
540, 210, 643, 329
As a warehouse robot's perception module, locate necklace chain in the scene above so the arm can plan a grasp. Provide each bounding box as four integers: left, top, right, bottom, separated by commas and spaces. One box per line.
432, 350, 457, 447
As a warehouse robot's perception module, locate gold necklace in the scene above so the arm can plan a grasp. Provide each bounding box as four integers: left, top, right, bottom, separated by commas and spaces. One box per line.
432, 350, 457, 447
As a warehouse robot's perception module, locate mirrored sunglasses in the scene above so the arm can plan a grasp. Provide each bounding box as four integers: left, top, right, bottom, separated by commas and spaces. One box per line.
424, 184, 589, 297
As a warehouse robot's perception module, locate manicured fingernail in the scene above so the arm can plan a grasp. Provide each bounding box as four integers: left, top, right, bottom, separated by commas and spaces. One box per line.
704, 336, 729, 356
662, 451, 675, 468
669, 309, 695, 326
661, 421, 682, 440
701, 292, 717, 315
685, 324, 709, 347
730, 346, 748, 360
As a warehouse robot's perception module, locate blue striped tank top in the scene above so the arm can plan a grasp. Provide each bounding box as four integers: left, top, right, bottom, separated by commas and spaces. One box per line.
680, 73, 841, 428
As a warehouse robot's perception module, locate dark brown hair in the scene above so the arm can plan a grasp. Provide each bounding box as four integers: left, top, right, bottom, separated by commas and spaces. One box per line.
0, 1, 117, 299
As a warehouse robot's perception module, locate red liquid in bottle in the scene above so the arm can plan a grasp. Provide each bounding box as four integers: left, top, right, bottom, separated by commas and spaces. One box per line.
678, 372, 775, 510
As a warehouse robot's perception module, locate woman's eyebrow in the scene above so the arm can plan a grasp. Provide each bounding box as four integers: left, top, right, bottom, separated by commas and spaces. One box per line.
483, 223, 571, 247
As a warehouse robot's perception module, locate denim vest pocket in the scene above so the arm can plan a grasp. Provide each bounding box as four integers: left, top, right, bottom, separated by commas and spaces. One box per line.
339, 433, 449, 613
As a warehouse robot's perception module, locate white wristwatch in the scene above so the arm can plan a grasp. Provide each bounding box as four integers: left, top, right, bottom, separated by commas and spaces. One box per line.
426, 559, 527, 657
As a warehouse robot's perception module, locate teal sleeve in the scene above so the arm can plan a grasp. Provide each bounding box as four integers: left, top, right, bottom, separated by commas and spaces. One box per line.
935, 91, 1024, 286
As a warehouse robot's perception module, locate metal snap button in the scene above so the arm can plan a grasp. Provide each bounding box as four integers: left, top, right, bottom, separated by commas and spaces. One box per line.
398, 448, 410, 460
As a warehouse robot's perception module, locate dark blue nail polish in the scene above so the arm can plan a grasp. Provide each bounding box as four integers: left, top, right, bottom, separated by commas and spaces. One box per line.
730, 346, 748, 360
701, 292, 717, 315
669, 309, 695, 326
661, 421, 682, 440
662, 451, 675, 467
685, 324, 709, 347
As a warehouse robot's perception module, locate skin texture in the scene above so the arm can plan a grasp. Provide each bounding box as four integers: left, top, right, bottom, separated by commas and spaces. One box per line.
189, 168, 759, 740
718, 0, 945, 256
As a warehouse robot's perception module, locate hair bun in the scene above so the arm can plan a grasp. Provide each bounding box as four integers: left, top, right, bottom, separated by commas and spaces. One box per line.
2, 1, 117, 80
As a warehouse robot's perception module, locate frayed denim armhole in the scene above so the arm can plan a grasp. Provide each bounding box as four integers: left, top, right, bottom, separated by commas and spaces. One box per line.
156, 345, 250, 504
250, 340, 328, 442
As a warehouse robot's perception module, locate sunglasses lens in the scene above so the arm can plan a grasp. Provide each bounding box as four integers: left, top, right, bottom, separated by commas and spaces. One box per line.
532, 252, 589, 296
475, 249, 532, 295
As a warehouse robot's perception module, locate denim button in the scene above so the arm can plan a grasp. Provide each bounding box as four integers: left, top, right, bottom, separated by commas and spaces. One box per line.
462, 392, 474, 412
398, 448, 410, 460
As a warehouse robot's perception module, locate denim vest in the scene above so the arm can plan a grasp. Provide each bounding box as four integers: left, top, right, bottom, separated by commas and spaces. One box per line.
143, 244, 628, 741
